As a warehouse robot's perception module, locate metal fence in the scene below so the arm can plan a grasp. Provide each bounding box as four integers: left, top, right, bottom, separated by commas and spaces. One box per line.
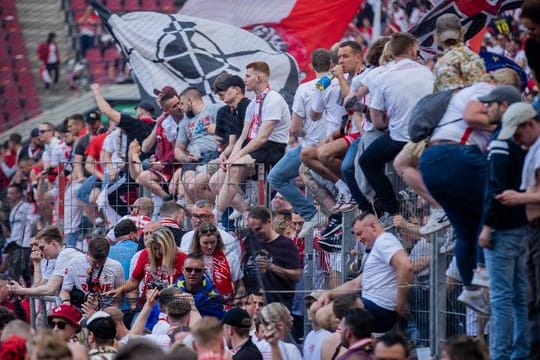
48, 161, 474, 357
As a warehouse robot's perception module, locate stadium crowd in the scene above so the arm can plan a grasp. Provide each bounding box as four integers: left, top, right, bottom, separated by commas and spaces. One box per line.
1, 0, 540, 359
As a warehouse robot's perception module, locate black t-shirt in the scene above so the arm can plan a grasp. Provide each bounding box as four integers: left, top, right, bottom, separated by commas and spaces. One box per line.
233, 337, 263, 360
215, 97, 250, 146
118, 113, 154, 149
242, 234, 301, 309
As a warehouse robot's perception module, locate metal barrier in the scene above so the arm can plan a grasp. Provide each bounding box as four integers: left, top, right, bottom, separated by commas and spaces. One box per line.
52, 160, 472, 356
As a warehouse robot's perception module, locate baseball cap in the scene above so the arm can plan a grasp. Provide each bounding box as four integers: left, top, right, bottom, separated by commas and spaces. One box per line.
435, 14, 462, 42
135, 101, 155, 115
30, 128, 40, 137
86, 110, 101, 124
478, 85, 522, 104
154, 86, 177, 98
86, 311, 117, 340
48, 304, 82, 330
498, 102, 539, 140
222, 307, 252, 328
221, 75, 245, 92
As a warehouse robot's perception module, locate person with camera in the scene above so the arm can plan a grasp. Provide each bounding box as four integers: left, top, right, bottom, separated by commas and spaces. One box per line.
256, 302, 302, 360
59, 236, 124, 309
106, 227, 187, 306
189, 221, 243, 302
242, 207, 302, 311
175, 252, 225, 319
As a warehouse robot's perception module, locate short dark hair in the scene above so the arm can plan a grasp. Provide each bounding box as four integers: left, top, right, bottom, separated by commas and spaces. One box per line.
157, 287, 182, 310
114, 219, 138, 238
167, 299, 192, 322
212, 72, 233, 93
7, 184, 23, 195
332, 294, 359, 319
114, 338, 164, 360
310, 48, 332, 73
339, 40, 363, 54
88, 236, 110, 261
41, 121, 55, 131
0, 306, 16, 331
342, 308, 374, 340
389, 32, 417, 57
248, 206, 272, 223
522, 0, 540, 24
67, 114, 84, 125
9, 133, 21, 145
442, 335, 489, 360
87, 316, 116, 344
185, 251, 204, 262
375, 334, 410, 358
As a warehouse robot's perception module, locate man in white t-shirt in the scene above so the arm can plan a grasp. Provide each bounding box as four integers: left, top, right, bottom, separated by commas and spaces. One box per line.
60, 236, 125, 308
314, 213, 413, 333
359, 32, 434, 226
212, 61, 290, 218
39, 121, 70, 194
268, 49, 331, 239
303, 291, 332, 360
7, 226, 84, 298
301, 41, 364, 215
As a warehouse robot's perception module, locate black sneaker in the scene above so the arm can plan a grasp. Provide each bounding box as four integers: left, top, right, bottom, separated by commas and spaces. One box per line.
318, 227, 343, 252
321, 213, 342, 238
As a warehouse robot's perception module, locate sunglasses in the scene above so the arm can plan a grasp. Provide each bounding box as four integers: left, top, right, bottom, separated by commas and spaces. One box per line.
185, 267, 204, 274
48, 320, 68, 329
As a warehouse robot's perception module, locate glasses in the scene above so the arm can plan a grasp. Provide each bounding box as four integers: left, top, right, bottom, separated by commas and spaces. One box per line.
48, 320, 67, 329
184, 267, 204, 274
38, 129, 51, 134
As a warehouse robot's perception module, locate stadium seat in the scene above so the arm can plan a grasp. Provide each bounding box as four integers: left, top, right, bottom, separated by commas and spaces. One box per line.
122, 0, 140, 11
104, 0, 122, 12
70, 0, 88, 11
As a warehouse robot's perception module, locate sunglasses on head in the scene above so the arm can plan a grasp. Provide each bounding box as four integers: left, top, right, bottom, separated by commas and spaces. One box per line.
48, 320, 68, 329
185, 267, 204, 274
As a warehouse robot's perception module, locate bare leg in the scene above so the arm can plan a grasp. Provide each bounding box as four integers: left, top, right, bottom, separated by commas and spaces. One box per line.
299, 164, 335, 215
317, 140, 348, 179
137, 170, 168, 198
393, 148, 441, 209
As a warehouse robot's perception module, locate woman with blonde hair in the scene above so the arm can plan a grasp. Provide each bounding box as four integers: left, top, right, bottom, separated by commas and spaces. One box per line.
106, 227, 187, 303
191, 221, 243, 300
257, 302, 302, 360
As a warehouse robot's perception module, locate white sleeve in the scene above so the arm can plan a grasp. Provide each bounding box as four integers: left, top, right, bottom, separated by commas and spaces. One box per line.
311, 87, 325, 113
292, 88, 306, 118
129, 251, 141, 276
370, 85, 386, 111
261, 92, 285, 122
180, 232, 193, 253
281, 342, 302, 360
60, 261, 75, 291
53, 251, 72, 278
375, 234, 403, 265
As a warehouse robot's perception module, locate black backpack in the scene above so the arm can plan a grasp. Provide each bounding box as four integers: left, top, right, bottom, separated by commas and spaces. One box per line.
408, 89, 454, 142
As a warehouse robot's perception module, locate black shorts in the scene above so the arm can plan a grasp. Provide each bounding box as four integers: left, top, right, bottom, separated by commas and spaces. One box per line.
246, 141, 286, 170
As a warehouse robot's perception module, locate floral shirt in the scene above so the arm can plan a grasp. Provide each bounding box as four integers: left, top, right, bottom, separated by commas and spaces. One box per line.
433, 43, 486, 92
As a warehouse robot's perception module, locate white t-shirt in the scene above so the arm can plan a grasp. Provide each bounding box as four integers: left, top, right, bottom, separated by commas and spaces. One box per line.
303, 328, 332, 360
42, 137, 70, 167
256, 339, 302, 360
311, 83, 346, 136
53, 247, 85, 278
431, 82, 494, 150
521, 135, 540, 191
362, 232, 403, 311
161, 115, 180, 143
244, 90, 290, 144
370, 59, 435, 142
151, 312, 169, 335
291, 79, 327, 146
359, 61, 395, 107
61, 256, 125, 294
41, 258, 56, 281
102, 129, 127, 171
180, 229, 242, 282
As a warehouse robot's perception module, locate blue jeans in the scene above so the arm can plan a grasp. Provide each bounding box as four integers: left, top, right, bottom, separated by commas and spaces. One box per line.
485, 226, 530, 360
359, 133, 406, 214
361, 297, 397, 333
528, 225, 540, 358
419, 144, 487, 286
341, 138, 372, 212
65, 231, 80, 247
76, 175, 99, 203
268, 146, 317, 221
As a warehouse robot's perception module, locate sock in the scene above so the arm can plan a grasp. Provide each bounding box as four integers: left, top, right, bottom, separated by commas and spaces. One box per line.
335, 179, 349, 194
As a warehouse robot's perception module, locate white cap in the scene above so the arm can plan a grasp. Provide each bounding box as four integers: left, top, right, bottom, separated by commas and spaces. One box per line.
498, 102, 538, 140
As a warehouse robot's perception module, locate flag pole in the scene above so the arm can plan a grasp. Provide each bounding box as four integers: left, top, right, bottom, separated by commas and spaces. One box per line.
372, 0, 382, 40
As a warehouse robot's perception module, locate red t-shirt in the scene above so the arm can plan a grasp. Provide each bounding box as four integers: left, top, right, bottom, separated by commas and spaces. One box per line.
85, 132, 108, 174
132, 249, 187, 298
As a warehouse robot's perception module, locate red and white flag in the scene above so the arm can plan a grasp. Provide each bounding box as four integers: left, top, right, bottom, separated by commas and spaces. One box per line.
410, 0, 523, 55
180, 0, 364, 80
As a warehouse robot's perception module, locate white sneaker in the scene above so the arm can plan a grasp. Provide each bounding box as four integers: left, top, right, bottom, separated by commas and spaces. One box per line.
471, 267, 490, 288
420, 208, 450, 235
228, 209, 243, 221
457, 288, 490, 315
298, 213, 323, 239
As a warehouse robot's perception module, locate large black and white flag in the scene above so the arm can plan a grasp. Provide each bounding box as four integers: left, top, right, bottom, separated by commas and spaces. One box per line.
90, 1, 299, 103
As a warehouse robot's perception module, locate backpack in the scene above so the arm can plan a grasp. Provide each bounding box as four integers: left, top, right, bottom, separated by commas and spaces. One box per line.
408, 89, 454, 142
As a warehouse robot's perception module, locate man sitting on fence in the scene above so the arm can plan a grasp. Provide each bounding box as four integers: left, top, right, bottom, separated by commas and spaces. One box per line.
314, 213, 413, 333
210, 62, 291, 221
